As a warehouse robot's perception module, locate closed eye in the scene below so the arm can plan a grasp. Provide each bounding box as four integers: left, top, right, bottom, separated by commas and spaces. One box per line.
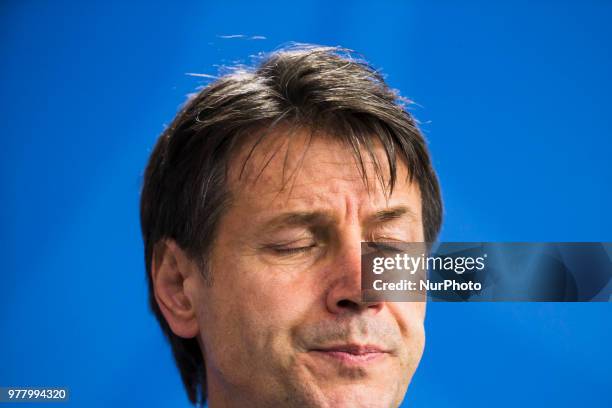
264, 242, 317, 256
273, 244, 316, 256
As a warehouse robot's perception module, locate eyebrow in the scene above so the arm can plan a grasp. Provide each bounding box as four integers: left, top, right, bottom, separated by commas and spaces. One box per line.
368, 206, 419, 224
262, 211, 333, 231
260, 206, 418, 232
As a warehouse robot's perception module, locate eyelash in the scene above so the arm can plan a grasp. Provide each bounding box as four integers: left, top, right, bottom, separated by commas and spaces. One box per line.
268, 243, 317, 256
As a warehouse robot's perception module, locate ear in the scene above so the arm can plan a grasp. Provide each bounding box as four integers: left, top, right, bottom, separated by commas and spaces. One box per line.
151, 239, 200, 338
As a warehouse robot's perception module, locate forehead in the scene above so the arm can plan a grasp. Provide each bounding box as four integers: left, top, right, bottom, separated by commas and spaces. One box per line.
226, 126, 421, 217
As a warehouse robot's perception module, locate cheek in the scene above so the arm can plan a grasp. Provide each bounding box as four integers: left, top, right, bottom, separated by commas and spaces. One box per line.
391, 302, 426, 363
195, 257, 317, 383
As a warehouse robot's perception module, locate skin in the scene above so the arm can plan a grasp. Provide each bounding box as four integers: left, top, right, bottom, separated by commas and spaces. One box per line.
153, 127, 427, 408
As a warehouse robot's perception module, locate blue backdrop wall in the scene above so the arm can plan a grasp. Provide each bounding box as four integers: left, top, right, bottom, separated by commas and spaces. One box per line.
2, 1, 611, 406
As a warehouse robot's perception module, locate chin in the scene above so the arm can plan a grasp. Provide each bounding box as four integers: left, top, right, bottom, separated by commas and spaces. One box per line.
315, 383, 402, 408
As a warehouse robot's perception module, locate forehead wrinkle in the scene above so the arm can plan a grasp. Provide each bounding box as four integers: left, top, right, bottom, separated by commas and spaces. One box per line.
227, 128, 410, 211
241, 180, 413, 228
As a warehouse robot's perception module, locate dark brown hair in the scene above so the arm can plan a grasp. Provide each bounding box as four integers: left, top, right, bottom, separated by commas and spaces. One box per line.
140, 44, 442, 405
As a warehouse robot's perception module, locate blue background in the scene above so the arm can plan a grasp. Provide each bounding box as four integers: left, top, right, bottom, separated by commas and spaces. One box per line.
2, 1, 611, 406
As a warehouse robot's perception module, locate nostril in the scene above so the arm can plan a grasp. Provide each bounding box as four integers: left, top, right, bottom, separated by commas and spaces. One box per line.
337, 299, 358, 309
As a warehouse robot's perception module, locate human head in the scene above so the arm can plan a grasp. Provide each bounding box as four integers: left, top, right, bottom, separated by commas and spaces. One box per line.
140, 44, 442, 407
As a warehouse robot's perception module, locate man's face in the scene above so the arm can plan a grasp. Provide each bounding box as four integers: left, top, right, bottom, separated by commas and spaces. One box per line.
190, 128, 426, 407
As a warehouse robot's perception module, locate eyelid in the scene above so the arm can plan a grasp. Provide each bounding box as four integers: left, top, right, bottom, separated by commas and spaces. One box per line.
258, 231, 314, 251
367, 233, 409, 243
274, 242, 316, 252
368, 221, 413, 239
262, 241, 319, 259
265, 239, 316, 250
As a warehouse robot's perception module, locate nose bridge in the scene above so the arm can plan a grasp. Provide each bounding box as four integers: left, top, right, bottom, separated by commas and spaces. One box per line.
333, 224, 362, 284
324, 223, 382, 314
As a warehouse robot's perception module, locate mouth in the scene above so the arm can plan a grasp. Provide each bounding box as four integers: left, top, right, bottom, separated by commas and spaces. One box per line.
309, 344, 390, 365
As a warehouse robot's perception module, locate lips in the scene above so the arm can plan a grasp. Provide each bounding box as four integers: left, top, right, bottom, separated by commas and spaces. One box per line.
314, 344, 387, 354
310, 344, 390, 365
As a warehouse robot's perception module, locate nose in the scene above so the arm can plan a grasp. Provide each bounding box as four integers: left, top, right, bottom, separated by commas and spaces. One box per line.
325, 230, 384, 315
